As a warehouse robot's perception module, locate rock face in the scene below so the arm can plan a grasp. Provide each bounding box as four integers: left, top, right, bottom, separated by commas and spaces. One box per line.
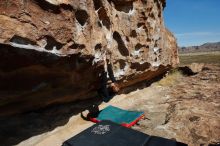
0, 0, 178, 116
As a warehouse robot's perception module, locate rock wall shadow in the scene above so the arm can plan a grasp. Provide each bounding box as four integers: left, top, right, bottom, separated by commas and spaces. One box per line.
0, 97, 102, 146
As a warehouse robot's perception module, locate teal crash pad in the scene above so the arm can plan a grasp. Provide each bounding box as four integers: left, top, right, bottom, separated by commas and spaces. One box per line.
90, 105, 144, 127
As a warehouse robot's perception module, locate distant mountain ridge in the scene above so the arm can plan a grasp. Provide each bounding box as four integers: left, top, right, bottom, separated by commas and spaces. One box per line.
179, 42, 220, 54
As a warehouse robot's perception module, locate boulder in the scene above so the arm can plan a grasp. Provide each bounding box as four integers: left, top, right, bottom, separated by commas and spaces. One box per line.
189, 63, 205, 73
179, 63, 205, 75
0, 0, 178, 116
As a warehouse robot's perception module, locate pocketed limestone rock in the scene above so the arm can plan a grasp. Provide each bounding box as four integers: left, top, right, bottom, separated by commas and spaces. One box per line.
0, 0, 178, 116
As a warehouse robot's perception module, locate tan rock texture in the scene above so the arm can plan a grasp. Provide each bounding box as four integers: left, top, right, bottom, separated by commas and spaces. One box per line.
0, 0, 178, 116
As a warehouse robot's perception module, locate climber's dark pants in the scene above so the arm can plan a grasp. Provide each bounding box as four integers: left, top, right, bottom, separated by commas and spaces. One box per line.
98, 72, 110, 102
98, 63, 116, 102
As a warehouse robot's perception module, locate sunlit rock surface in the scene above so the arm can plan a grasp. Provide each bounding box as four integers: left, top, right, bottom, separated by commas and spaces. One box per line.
0, 0, 178, 116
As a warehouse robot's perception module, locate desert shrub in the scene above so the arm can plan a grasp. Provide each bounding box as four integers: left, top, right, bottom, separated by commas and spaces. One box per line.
156, 69, 182, 86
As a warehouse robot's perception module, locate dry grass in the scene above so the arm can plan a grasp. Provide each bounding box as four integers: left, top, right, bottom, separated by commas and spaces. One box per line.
156, 69, 183, 86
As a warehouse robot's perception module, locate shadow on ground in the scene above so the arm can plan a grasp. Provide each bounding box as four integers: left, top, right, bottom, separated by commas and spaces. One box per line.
0, 70, 167, 146
0, 97, 102, 146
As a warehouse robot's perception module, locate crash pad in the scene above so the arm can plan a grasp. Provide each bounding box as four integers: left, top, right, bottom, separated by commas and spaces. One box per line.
62, 120, 187, 146
89, 105, 144, 127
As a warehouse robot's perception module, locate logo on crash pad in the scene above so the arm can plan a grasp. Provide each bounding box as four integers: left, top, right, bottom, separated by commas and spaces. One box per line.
91, 125, 110, 135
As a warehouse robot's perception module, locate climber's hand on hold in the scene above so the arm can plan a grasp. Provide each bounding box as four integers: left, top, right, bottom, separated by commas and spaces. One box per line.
111, 83, 120, 93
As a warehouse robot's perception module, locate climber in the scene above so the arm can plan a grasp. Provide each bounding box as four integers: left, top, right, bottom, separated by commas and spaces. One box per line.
98, 58, 120, 102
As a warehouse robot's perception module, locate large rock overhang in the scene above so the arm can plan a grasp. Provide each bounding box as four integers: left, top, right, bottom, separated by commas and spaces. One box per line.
0, 0, 178, 116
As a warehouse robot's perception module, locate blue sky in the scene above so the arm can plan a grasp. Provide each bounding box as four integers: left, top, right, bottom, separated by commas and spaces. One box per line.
164, 0, 220, 47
